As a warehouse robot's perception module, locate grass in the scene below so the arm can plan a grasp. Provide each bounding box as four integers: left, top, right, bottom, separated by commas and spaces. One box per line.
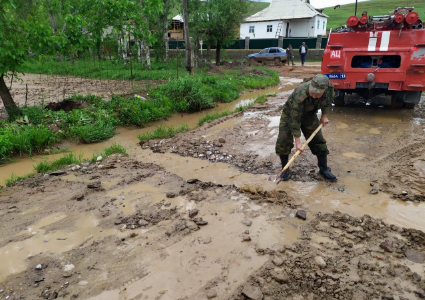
5, 173, 35, 187
323, 0, 425, 30
34, 152, 83, 173
90, 143, 128, 163
138, 124, 189, 141
198, 111, 232, 126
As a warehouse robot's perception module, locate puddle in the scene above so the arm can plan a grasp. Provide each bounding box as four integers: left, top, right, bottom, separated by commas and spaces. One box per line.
343, 152, 366, 159
369, 128, 381, 134
0, 213, 115, 281
267, 116, 281, 128
106, 182, 165, 215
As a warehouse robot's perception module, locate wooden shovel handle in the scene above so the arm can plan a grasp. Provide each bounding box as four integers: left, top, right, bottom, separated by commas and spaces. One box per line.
280, 124, 323, 174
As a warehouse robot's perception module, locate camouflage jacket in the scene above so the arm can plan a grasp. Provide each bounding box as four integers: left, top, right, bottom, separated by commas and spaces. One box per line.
281, 81, 334, 137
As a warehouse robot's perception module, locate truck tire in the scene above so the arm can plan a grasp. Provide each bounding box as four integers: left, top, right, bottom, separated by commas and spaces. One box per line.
334, 91, 345, 106
390, 93, 403, 109
404, 103, 416, 109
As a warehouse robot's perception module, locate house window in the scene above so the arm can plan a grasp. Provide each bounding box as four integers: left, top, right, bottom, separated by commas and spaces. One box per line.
317, 20, 320, 29
267, 25, 273, 32
323, 21, 326, 30
249, 26, 255, 33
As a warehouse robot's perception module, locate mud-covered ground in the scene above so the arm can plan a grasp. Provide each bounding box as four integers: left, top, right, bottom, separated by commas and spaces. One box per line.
1, 64, 425, 300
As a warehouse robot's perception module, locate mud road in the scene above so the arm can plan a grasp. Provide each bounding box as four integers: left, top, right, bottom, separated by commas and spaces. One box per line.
1, 65, 425, 300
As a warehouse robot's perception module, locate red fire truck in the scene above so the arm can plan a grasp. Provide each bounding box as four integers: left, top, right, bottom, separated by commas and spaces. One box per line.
322, 7, 425, 108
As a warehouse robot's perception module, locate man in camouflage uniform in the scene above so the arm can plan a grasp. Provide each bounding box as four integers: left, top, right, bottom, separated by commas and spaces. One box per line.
275, 74, 337, 181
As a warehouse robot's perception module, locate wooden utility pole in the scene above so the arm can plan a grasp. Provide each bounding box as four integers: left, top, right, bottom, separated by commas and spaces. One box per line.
182, 0, 194, 76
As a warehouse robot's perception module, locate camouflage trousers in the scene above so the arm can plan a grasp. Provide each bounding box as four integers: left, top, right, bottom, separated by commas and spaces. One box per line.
275, 115, 329, 156
287, 56, 294, 66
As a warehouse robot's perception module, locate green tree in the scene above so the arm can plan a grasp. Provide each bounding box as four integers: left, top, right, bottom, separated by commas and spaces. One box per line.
0, 0, 57, 117
200, 0, 248, 65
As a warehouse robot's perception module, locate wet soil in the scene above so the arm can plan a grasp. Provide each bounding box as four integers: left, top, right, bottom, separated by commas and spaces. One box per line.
1, 64, 425, 300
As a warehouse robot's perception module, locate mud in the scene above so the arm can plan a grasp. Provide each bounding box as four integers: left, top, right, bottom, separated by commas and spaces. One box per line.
1, 65, 425, 300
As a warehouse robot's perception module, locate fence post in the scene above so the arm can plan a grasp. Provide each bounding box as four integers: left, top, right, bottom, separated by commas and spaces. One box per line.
316, 35, 322, 49
245, 37, 250, 50
278, 36, 283, 48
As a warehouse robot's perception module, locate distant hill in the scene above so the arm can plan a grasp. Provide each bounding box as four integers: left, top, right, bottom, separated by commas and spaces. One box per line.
323, 0, 425, 30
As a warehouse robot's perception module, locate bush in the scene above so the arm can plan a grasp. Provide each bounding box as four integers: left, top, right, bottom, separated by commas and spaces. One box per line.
69, 119, 115, 143
104, 143, 127, 156
5, 124, 57, 155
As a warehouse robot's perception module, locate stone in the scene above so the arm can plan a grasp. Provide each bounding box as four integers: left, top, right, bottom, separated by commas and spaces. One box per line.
62, 272, 73, 278
87, 181, 101, 189
219, 138, 226, 143
209, 155, 216, 160
315, 256, 327, 268
187, 179, 200, 184
138, 220, 149, 226
49, 170, 67, 176
63, 264, 75, 272
413, 272, 422, 282
189, 208, 199, 218
272, 256, 284, 267
166, 192, 176, 198
242, 285, 263, 300
206, 289, 217, 299
96, 156, 103, 161
369, 188, 379, 195
195, 220, 208, 226
405, 249, 425, 263
414, 289, 425, 299
75, 194, 84, 201
270, 271, 289, 283
242, 235, 251, 242
380, 242, 393, 253
242, 220, 252, 226
401, 191, 408, 196
296, 210, 307, 220
35, 264, 42, 270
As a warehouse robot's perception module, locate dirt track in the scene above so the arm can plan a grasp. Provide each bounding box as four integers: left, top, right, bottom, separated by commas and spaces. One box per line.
1, 65, 425, 300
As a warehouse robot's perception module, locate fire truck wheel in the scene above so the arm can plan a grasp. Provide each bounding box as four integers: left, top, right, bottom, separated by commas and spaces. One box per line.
390, 93, 403, 109
333, 91, 345, 106
404, 103, 416, 109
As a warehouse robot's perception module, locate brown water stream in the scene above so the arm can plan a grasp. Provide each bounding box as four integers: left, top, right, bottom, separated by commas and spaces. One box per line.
0, 85, 283, 185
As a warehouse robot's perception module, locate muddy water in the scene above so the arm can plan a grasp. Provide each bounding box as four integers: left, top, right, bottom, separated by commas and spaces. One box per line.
0, 86, 281, 185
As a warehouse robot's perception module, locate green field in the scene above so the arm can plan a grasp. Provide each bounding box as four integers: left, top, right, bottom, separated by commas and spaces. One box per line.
323, 0, 425, 30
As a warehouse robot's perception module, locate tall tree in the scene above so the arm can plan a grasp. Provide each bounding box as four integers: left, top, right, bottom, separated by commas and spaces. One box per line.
201, 0, 248, 65
182, 0, 193, 75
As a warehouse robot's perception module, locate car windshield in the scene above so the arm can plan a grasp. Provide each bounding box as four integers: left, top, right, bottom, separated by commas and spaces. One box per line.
279, 48, 286, 52
259, 48, 269, 54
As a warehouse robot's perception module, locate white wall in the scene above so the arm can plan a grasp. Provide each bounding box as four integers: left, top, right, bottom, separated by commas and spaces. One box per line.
240, 17, 327, 39
240, 21, 280, 39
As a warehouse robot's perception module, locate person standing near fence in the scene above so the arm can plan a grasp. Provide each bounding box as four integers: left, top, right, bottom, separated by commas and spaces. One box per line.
299, 42, 308, 66
286, 44, 295, 66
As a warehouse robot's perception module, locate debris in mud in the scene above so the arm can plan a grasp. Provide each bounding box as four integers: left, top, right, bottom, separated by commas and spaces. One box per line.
87, 181, 101, 189
380, 241, 393, 253
241, 285, 263, 300
166, 192, 176, 198
188, 208, 199, 218
49, 170, 67, 176
242, 220, 252, 226
45, 99, 89, 112
187, 179, 200, 184
405, 248, 425, 263
206, 289, 218, 299
295, 210, 307, 220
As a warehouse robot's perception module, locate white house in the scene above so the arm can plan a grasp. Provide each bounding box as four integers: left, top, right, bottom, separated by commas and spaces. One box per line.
240, 0, 328, 39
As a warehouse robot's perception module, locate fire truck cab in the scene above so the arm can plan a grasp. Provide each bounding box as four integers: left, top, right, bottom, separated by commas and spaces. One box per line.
322, 7, 425, 108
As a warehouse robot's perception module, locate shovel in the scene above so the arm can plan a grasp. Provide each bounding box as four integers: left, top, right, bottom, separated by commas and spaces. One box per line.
274, 124, 323, 185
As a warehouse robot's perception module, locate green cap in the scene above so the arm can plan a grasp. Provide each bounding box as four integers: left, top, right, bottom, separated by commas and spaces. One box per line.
309, 74, 330, 94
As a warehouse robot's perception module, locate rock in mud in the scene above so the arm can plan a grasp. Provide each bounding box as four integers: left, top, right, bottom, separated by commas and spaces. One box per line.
187, 179, 200, 184
195, 220, 208, 226
35, 264, 43, 270
380, 242, 393, 253
401, 191, 408, 196
413, 272, 422, 282
296, 210, 307, 220
206, 289, 217, 299
242, 285, 263, 300
138, 220, 149, 226
314, 256, 327, 268
405, 249, 425, 263
166, 192, 176, 198
242, 220, 252, 226
272, 256, 284, 267
49, 170, 67, 176
189, 208, 199, 218
87, 181, 101, 189
242, 234, 251, 242
74, 194, 84, 201
270, 270, 289, 283
218, 138, 226, 144
415, 289, 425, 299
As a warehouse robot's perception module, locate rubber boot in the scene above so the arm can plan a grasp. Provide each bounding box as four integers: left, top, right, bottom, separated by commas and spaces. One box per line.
317, 155, 337, 181
279, 155, 291, 181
